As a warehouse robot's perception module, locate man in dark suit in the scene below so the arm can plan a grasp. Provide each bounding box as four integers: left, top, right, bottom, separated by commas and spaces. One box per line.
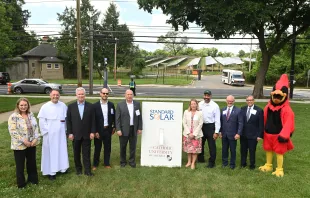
92, 88, 116, 170
67, 87, 95, 176
116, 89, 143, 168
219, 95, 243, 169
240, 95, 264, 170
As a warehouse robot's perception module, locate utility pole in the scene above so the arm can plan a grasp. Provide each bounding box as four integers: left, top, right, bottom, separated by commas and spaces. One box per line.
104, 58, 108, 88
89, 19, 94, 95
114, 38, 118, 80
76, 0, 82, 87
289, 0, 297, 99
249, 36, 253, 72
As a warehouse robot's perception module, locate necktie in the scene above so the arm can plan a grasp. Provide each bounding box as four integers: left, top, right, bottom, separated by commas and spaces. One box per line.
226, 107, 230, 120
246, 107, 251, 121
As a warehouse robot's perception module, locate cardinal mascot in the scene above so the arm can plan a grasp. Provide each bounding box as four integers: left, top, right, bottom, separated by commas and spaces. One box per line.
259, 74, 295, 177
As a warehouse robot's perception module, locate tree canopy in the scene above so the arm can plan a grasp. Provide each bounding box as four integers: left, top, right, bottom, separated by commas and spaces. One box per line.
138, 0, 310, 98
157, 31, 188, 56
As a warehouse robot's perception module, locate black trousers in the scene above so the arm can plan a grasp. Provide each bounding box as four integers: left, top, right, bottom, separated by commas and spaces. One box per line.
73, 138, 91, 174
13, 147, 38, 188
119, 126, 137, 166
93, 131, 112, 166
130, 88, 136, 96
222, 136, 237, 167
198, 123, 216, 165
240, 136, 258, 168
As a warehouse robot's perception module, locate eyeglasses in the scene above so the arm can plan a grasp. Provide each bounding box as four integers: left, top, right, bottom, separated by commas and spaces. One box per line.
246, 99, 254, 101
101, 93, 109, 95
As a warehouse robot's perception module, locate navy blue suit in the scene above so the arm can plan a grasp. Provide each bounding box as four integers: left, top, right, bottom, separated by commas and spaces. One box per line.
220, 106, 243, 168
93, 101, 116, 167
240, 105, 263, 169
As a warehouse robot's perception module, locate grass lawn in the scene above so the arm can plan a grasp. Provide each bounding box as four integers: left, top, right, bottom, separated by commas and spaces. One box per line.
0, 97, 50, 113
48, 77, 194, 86
0, 101, 309, 197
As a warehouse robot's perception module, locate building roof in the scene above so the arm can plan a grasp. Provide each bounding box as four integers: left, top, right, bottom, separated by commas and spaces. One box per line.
22, 43, 60, 57
40, 56, 63, 63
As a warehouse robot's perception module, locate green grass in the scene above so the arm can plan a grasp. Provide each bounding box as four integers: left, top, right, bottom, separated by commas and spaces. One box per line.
47, 77, 194, 86
0, 97, 50, 113
0, 101, 309, 197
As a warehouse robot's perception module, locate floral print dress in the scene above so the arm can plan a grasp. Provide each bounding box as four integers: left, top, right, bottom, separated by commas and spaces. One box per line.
183, 111, 202, 154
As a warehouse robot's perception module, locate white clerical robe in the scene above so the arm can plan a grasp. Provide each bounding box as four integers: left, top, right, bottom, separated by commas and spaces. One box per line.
38, 101, 69, 176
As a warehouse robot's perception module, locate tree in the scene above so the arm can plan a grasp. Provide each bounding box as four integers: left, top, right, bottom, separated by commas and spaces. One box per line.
0, 0, 37, 70
138, 0, 310, 98
157, 31, 188, 56
131, 58, 146, 76
238, 50, 246, 57
57, 0, 100, 78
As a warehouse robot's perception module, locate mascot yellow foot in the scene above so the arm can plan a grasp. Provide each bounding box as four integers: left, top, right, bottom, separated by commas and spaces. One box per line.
259, 163, 273, 172
272, 168, 284, 177
259, 151, 273, 172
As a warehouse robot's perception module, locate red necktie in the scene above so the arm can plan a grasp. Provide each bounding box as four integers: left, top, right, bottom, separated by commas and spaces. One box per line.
226, 107, 231, 120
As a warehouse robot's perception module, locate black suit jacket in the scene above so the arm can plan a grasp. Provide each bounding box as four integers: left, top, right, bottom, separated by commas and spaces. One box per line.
116, 100, 143, 136
66, 101, 96, 140
93, 100, 116, 137
241, 105, 264, 139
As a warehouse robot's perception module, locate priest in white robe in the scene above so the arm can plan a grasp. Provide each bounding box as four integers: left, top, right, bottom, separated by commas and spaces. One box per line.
38, 90, 69, 180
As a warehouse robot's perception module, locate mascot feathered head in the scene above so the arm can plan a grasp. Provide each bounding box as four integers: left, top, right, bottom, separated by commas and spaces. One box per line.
270, 74, 290, 106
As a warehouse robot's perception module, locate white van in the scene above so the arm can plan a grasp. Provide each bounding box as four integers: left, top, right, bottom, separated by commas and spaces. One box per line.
222, 69, 245, 86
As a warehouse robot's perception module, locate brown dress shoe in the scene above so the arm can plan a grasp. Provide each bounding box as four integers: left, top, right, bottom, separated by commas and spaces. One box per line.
92, 167, 97, 171
105, 166, 112, 169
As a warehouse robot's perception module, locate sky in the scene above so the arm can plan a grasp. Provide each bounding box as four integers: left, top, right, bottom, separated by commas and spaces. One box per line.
23, 0, 259, 56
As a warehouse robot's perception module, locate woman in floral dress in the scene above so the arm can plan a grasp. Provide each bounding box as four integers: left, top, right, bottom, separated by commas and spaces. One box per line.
182, 99, 203, 169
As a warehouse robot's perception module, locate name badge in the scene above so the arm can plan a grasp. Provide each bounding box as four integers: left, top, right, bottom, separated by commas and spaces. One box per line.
135, 110, 140, 116
223, 110, 227, 115
111, 109, 114, 114
193, 114, 198, 121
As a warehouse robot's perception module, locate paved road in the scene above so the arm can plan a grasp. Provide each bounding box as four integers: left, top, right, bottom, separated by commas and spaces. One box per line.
1, 75, 309, 99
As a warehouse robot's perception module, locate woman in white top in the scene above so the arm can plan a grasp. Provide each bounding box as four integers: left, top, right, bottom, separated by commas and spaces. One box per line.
182, 99, 203, 169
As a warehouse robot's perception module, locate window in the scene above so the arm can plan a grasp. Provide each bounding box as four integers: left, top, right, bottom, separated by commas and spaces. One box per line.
47, 63, 52, 69
32, 63, 35, 67
54, 64, 59, 69
222, 72, 228, 77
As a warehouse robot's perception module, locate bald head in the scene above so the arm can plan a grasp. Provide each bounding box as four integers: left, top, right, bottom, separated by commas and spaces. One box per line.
226, 95, 235, 107
100, 88, 109, 102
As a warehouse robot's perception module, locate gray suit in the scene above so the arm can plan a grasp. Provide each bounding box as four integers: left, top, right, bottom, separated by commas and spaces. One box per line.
116, 100, 143, 167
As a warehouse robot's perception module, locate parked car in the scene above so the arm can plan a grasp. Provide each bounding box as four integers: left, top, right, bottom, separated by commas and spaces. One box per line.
11, 79, 63, 94
0, 72, 10, 85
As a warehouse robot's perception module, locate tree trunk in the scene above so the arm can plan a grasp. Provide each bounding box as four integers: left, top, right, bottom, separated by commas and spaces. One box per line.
252, 51, 271, 98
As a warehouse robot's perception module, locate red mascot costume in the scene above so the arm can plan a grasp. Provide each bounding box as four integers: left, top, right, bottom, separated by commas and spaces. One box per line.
259, 74, 295, 177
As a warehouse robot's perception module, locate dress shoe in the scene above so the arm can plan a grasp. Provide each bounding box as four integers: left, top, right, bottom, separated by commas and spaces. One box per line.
129, 164, 136, 168
222, 165, 228, 168
230, 166, 235, 170
62, 170, 69, 174
76, 171, 82, 175
120, 164, 126, 168
206, 164, 215, 168
48, 175, 56, 180
85, 172, 94, 176
92, 167, 97, 171
249, 165, 256, 170
105, 166, 112, 169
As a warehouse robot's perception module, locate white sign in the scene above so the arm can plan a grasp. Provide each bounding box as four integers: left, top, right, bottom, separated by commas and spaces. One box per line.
141, 102, 183, 167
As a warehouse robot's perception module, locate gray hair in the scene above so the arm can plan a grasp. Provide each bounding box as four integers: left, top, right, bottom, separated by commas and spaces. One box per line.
75, 87, 86, 95
246, 95, 254, 100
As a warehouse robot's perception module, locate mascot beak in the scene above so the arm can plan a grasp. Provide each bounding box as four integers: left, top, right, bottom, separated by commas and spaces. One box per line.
271, 89, 287, 104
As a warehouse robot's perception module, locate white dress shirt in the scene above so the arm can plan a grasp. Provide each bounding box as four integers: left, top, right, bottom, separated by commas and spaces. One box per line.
198, 100, 221, 133
247, 105, 253, 120
127, 101, 134, 126
100, 100, 108, 126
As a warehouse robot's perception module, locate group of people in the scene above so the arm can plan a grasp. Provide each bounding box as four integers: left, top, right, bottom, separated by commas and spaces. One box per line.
182, 90, 263, 170
8, 88, 142, 188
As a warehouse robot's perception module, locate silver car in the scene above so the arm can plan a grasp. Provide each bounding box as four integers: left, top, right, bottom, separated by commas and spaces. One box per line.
11, 79, 63, 94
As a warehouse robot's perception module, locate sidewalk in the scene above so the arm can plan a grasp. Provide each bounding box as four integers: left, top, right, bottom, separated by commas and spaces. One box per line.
0, 98, 73, 124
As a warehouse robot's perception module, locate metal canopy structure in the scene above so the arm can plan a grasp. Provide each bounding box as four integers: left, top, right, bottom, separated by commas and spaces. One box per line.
146, 57, 173, 67
187, 57, 201, 66
167, 57, 187, 67
205, 56, 217, 65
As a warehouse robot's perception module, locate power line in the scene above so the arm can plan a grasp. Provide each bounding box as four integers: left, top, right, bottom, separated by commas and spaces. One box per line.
24, 0, 136, 3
